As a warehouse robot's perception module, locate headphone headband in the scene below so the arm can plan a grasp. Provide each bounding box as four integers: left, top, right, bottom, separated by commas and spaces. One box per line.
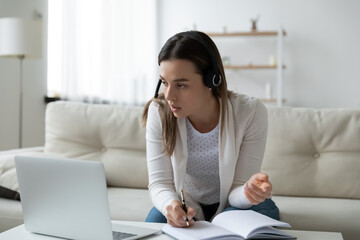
180, 31, 222, 89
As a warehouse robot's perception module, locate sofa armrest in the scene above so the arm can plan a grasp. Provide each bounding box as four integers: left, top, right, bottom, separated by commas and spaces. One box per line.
0, 147, 47, 197
0, 146, 44, 157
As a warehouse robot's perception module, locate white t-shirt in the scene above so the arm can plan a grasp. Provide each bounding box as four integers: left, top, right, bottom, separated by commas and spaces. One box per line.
184, 117, 220, 205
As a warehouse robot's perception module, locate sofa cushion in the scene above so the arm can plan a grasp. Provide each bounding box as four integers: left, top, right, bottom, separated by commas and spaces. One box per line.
0, 197, 23, 232
273, 196, 360, 240
262, 107, 360, 199
44, 101, 148, 189
107, 187, 153, 221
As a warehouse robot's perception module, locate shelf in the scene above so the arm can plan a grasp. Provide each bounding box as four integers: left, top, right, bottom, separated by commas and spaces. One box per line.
224, 65, 286, 70
207, 30, 286, 37
260, 98, 286, 103
207, 27, 286, 106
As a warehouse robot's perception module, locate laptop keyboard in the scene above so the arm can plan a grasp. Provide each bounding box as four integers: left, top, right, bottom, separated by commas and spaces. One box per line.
112, 231, 137, 240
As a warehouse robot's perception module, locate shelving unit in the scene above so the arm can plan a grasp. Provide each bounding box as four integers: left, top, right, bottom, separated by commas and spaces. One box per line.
224, 65, 286, 70
259, 98, 286, 103
208, 28, 286, 106
207, 30, 286, 37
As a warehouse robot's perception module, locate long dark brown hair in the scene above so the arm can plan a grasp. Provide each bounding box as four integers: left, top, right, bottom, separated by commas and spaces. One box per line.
143, 31, 229, 156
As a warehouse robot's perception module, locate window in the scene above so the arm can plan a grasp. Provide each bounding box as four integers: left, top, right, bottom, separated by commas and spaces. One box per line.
47, 0, 157, 105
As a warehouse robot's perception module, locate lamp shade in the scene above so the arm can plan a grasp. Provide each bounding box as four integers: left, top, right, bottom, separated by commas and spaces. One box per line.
0, 18, 42, 58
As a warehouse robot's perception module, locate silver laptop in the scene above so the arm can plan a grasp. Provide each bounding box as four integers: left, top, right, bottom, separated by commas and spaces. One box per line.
15, 155, 159, 240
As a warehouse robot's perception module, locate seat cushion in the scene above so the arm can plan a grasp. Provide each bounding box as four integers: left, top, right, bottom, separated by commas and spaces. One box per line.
273, 196, 360, 240
0, 197, 23, 232
107, 187, 153, 221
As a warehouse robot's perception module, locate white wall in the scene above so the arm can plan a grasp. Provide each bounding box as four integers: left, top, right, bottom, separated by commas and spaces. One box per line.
158, 0, 360, 108
0, 0, 46, 150
0, 0, 359, 150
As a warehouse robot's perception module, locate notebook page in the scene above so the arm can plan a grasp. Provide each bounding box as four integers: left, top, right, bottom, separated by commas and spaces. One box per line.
162, 221, 242, 240
212, 210, 290, 238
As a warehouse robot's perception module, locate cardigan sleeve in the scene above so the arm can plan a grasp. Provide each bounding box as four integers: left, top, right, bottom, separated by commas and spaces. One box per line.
146, 102, 179, 215
228, 99, 268, 208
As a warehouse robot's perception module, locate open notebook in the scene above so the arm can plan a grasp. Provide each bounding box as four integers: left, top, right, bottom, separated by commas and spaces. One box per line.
162, 210, 296, 240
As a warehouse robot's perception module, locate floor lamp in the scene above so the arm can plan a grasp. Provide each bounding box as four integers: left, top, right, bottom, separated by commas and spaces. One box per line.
0, 18, 42, 148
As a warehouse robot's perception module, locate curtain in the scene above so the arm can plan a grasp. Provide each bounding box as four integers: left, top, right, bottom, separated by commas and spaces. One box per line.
47, 0, 158, 105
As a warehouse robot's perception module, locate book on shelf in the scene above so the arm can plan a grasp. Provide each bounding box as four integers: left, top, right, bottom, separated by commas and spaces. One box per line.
162, 210, 296, 240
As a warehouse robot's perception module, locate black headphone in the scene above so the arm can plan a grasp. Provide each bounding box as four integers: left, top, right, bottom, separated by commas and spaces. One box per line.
154, 31, 222, 98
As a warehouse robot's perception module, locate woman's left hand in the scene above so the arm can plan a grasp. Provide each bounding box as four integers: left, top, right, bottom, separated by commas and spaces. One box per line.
244, 172, 272, 205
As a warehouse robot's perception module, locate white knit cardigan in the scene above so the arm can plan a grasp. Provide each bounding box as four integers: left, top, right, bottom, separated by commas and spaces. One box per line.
146, 93, 268, 220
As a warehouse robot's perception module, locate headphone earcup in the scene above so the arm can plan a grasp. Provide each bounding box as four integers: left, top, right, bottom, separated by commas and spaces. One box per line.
204, 70, 214, 88
204, 69, 222, 89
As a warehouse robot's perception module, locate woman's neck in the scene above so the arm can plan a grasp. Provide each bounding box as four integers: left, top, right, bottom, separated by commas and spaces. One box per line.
187, 96, 220, 133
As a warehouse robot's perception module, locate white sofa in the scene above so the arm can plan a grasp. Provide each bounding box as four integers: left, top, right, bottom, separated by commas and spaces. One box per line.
0, 101, 359, 239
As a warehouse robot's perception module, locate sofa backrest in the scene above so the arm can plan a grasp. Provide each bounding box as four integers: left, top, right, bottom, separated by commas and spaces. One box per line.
44, 101, 148, 189
45, 102, 360, 199
262, 106, 360, 199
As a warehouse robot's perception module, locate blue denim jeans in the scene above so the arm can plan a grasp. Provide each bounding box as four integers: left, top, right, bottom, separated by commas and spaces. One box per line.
145, 198, 279, 223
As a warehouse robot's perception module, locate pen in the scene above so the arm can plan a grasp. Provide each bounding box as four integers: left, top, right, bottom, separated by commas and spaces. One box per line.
180, 189, 189, 227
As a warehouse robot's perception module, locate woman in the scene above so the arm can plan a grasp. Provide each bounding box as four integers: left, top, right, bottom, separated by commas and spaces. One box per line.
142, 31, 279, 228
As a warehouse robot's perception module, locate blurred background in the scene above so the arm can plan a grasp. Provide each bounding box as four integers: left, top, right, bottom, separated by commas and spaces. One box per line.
0, 0, 359, 150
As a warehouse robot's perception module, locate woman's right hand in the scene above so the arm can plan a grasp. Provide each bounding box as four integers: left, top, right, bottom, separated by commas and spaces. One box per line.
165, 200, 196, 227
